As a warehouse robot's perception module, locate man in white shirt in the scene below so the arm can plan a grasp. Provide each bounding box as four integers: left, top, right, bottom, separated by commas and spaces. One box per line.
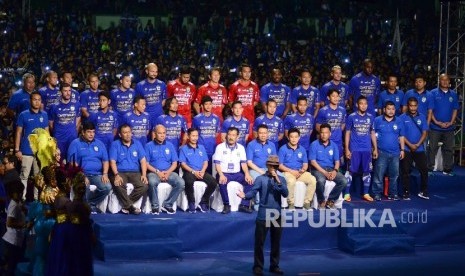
213, 127, 253, 214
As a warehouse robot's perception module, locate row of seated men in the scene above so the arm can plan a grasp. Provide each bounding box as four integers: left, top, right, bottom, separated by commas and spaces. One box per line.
13, 84, 442, 214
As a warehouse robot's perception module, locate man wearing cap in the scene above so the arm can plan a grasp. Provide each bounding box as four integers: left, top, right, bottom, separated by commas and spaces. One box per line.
237, 155, 288, 275
213, 127, 254, 214
309, 123, 347, 209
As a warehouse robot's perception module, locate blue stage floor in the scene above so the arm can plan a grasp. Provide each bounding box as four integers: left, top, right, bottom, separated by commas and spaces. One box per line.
91, 167, 465, 275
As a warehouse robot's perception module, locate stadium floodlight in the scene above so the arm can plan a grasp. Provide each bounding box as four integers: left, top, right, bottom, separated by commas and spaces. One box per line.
45, 66, 50, 70
344, 58, 350, 64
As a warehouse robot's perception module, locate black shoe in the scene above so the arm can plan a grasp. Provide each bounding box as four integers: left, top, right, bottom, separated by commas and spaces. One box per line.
221, 205, 231, 214
253, 267, 264, 276
161, 206, 176, 214
238, 205, 253, 214
270, 267, 284, 275
129, 205, 141, 215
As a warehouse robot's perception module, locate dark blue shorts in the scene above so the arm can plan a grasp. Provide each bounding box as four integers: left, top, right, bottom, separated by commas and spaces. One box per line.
349, 151, 372, 173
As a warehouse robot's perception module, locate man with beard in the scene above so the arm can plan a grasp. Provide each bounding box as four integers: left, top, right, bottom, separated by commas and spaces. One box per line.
135, 63, 167, 123
260, 67, 291, 119
372, 101, 405, 201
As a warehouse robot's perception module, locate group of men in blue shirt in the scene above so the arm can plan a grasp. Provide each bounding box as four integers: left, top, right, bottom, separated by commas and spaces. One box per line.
6, 58, 460, 212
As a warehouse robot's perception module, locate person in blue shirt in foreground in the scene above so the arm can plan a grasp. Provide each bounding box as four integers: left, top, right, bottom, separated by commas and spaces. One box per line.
237, 155, 288, 276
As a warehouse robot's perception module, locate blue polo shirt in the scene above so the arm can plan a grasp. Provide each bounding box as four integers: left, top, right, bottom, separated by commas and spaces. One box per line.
254, 114, 284, 149
377, 90, 404, 115
67, 137, 108, 175
221, 116, 250, 147
278, 144, 308, 170
289, 85, 320, 115
111, 88, 136, 127
7, 89, 31, 115
260, 82, 291, 117
315, 105, 346, 148
374, 115, 404, 154
135, 79, 167, 122
39, 86, 60, 112
246, 139, 277, 168
109, 139, 146, 172
123, 111, 151, 146
284, 112, 314, 150
244, 174, 288, 220
89, 110, 118, 151
346, 112, 374, 152
399, 113, 428, 152
144, 140, 178, 171
349, 72, 381, 114
179, 144, 208, 171
402, 89, 433, 117
192, 113, 221, 156
155, 114, 188, 148
49, 101, 81, 141
430, 88, 459, 132
80, 89, 101, 115
309, 140, 339, 169
16, 109, 49, 155
319, 81, 349, 108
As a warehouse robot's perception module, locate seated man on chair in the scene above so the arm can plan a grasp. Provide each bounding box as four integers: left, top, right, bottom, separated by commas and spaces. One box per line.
278, 127, 316, 210
309, 123, 347, 209
213, 127, 254, 214
179, 128, 218, 213
109, 124, 148, 215
145, 124, 185, 215
67, 121, 112, 214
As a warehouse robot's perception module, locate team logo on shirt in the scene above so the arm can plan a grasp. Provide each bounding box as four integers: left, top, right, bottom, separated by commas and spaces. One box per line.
393, 124, 398, 130
39, 117, 43, 122
70, 106, 75, 111
110, 115, 113, 120
274, 122, 278, 127
129, 94, 133, 99
143, 118, 147, 123
177, 119, 181, 125
329, 149, 333, 156
132, 151, 138, 157
267, 148, 271, 154
396, 97, 399, 102
422, 97, 426, 102
242, 124, 246, 128
94, 146, 99, 152
249, 88, 253, 93
310, 91, 314, 96
212, 118, 216, 124
199, 151, 203, 156
449, 97, 453, 102
417, 119, 421, 125
298, 152, 302, 158
165, 149, 170, 154
367, 118, 370, 123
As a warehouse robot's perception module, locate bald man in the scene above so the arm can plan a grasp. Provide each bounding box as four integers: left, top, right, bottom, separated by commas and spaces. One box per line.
144, 124, 185, 214
428, 74, 459, 178
135, 63, 168, 122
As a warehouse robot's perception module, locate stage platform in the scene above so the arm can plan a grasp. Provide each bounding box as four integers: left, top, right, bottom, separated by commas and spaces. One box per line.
88, 167, 465, 274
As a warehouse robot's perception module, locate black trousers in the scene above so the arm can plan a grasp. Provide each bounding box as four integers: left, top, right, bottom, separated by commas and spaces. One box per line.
182, 169, 218, 204
254, 217, 282, 271
400, 151, 428, 194
110, 172, 148, 209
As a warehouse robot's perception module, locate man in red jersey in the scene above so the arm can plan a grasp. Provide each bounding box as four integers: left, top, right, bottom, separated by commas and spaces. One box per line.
228, 63, 260, 141
194, 67, 228, 121
167, 66, 197, 127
